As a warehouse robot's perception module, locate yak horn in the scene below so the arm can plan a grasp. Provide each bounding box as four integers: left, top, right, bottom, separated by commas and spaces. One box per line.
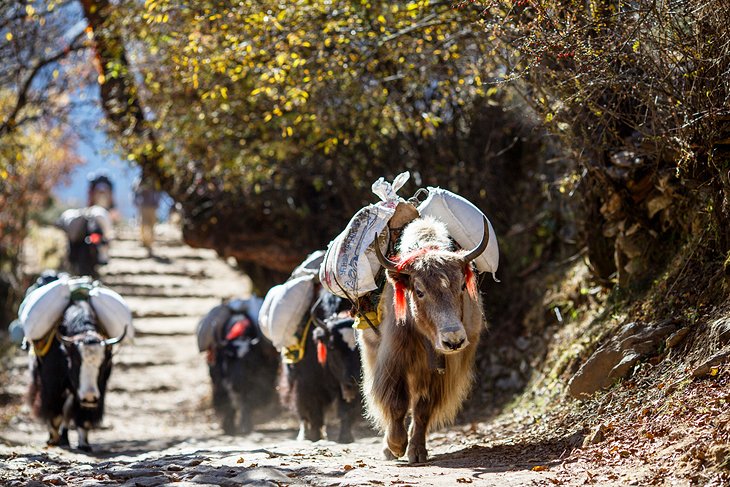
460, 216, 490, 264
56, 332, 77, 347
374, 232, 408, 274
101, 325, 128, 346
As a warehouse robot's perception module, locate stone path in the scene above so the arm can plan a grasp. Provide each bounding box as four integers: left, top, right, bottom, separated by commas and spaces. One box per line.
0, 224, 575, 486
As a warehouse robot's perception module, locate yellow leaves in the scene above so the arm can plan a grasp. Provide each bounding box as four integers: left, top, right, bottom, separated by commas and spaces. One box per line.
377, 15, 386, 24
5, 32, 12, 41
25, 5, 35, 16
632, 40, 640, 53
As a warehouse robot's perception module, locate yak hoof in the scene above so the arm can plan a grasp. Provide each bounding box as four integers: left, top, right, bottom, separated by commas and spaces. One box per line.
337, 431, 354, 444
407, 443, 428, 464
77, 444, 93, 453
383, 447, 398, 460
58, 428, 70, 447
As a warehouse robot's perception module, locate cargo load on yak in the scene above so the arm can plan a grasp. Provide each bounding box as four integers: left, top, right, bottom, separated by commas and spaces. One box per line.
319, 172, 412, 299
258, 274, 316, 352
196, 296, 264, 352
18, 274, 134, 352
319, 172, 499, 330
57, 205, 114, 243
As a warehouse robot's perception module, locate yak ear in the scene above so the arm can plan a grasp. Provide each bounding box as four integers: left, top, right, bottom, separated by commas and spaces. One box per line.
313, 327, 327, 342
386, 269, 410, 288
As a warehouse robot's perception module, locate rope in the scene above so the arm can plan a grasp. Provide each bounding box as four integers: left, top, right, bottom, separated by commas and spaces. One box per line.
282, 315, 314, 365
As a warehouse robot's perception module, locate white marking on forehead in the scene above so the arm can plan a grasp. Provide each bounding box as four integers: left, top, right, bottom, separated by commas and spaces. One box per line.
338, 327, 357, 351
78, 343, 105, 400
440, 277, 450, 289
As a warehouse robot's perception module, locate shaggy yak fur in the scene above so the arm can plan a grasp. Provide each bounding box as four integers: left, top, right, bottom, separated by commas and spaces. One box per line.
358, 216, 486, 464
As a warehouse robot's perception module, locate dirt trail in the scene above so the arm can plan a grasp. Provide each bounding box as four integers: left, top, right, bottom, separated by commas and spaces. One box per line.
0, 225, 611, 486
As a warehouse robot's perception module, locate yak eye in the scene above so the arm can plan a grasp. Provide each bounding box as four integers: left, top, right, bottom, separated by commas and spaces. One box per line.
415, 288, 425, 299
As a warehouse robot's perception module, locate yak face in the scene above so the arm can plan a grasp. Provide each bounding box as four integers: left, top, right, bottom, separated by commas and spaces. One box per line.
313, 318, 360, 402
218, 315, 260, 387
387, 253, 473, 354
65, 335, 111, 409
376, 216, 487, 356
59, 301, 124, 409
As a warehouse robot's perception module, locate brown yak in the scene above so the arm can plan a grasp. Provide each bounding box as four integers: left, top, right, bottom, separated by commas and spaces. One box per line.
358, 215, 488, 464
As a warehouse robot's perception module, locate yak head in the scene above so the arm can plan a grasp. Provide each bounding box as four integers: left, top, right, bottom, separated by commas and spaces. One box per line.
313, 317, 360, 402
58, 302, 126, 408
375, 216, 488, 355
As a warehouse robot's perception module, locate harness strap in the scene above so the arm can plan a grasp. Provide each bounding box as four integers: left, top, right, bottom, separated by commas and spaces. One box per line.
282, 315, 314, 365
32, 329, 56, 358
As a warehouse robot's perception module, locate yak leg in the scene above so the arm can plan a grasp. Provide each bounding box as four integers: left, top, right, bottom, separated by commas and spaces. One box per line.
297, 402, 325, 442
382, 380, 409, 460
336, 395, 355, 444
407, 396, 432, 464
46, 416, 63, 446
234, 393, 253, 435
57, 394, 74, 447
77, 420, 92, 452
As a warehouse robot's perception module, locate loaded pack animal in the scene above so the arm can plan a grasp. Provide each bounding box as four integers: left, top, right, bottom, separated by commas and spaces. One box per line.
28, 299, 126, 452
67, 214, 108, 279
208, 307, 279, 435
280, 289, 361, 443
359, 215, 488, 464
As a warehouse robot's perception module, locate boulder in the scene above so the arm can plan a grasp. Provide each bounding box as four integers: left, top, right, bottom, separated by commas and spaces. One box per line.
568, 320, 677, 399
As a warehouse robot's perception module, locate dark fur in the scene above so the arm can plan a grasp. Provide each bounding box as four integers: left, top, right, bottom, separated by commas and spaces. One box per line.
67, 216, 104, 278
279, 289, 360, 443
28, 300, 113, 451
209, 313, 279, 435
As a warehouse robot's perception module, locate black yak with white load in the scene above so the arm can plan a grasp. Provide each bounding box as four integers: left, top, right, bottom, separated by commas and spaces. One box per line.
28, 300, 126, 451
279, 289, 361, 443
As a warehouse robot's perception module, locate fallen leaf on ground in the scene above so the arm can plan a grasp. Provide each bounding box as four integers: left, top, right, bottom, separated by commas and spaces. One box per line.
236, 457, 244, 463
532, 465, 549, 471
456, 478, 473, 483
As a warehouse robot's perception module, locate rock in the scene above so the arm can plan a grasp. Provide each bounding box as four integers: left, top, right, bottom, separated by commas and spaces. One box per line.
691, 350, 730, 377
666, 327, 690, 349
710, 319, 730, 346
568, 320, 677, 399
122, 475, 170, 487
41, 474, 66, 486
582, 424, 609, 447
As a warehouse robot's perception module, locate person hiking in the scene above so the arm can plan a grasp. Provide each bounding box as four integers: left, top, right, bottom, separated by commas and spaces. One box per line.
133, 177, 161, 255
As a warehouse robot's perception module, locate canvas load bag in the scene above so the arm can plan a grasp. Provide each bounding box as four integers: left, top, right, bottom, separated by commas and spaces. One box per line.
416, 186, 499, 278
196, 304, 233, 352
19, 277, 71, 341
291, 250, 325, 280
258, 274, 315, 351
89, 286, 135, 342
319, 172, 410, 298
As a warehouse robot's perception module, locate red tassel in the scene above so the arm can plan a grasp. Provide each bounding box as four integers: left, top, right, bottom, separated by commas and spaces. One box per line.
226, 318, 250, 341
465, 265, 478, 299
317, 341, 327, 365
394, 281, 407, 323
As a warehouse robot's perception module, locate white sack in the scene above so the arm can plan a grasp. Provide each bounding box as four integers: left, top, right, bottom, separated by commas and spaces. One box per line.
19, 277, 71, 340
291, 250, 325, 280
89, 286, 134, 342
258, 275, 315, 351
320, 172, 410, 298
417, 187, 499, 277
86, 205, 115, 240
57, 209, 87, 243
197, 304, 232, 352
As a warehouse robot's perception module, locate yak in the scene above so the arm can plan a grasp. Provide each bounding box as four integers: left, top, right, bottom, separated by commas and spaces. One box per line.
358, 216, 488, 464
280, 289, 361, 443
67, 215, 108, 279
28, 300, 126, 452
208, 310, 279, 435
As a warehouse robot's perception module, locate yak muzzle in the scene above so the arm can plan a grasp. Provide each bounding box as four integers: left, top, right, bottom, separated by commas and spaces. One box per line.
437, 325, 469, 354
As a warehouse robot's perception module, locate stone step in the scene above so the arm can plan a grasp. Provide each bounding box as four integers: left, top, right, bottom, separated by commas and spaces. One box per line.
125, 296, 222, 319
133, 316, 200, 337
